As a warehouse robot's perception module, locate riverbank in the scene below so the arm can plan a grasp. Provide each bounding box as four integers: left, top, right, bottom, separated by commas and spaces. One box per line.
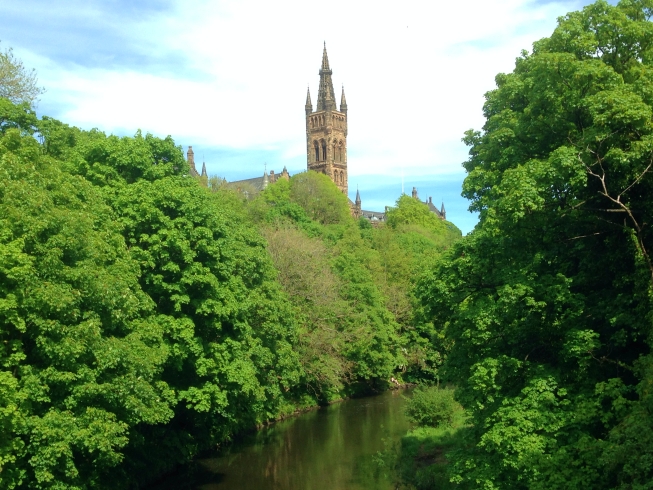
254, 381, 416, 430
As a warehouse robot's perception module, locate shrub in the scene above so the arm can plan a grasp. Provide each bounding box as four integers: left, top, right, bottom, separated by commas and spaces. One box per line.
405, 386, 458, 428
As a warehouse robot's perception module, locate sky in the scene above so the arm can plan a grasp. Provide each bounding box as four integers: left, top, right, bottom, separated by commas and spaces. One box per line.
0, 0, 591, 234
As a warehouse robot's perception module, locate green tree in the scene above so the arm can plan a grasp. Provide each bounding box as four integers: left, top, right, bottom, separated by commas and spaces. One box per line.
0, 101, 305, 488
36, 118, 303, 483
0, 126, 173, 489
419, 1, 653, 487
290, 171, 351, 225
0, 42, 44, 106
367, 197, 461, 382
263, 226, 352, 400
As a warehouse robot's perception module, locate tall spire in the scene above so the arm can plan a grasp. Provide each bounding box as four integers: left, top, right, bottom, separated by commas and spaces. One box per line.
305, 86, 312, 115
201, 161, 207, 178
340, 85, 347, 115
355, 186, 361, 205
321, 41, 330, 70
317, 43, 337, 112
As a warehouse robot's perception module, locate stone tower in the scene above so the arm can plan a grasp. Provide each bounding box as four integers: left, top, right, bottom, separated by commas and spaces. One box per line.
306, 44, 348, 195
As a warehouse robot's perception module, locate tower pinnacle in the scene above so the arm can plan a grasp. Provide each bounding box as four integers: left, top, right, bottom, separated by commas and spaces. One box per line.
187, 146, 198, 176
305, 86, 312, 115
340, 85, 347, 115
317, 44, 336, 111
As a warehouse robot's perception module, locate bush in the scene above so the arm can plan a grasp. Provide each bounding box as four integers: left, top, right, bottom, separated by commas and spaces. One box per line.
405, 386, 458, 428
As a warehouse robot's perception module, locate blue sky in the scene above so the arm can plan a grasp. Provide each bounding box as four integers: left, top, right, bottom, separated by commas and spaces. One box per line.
1, 0, 590, 234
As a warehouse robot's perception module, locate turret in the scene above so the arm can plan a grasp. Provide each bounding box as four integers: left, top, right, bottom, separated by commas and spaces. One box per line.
340, 85, 347, 116
305, 87, 313, 116
412, 187, 418, 199
187, 146, 198, 176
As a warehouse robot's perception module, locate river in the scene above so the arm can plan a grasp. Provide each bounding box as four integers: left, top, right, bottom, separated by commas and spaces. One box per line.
156, 389, 412, 489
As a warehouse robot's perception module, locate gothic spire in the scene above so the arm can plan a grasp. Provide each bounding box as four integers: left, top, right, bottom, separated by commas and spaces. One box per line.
201, 161, 207, 178
305, 86, 312, 115
355, 186, 361, 205
321, 41, 330, 70
340, 85, 347, 115
317, 43, 337, 112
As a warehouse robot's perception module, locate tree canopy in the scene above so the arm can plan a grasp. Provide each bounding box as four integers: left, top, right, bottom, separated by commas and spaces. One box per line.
0, 98, 464, 488
0, 104, 304, 488
418, 1, 653, 487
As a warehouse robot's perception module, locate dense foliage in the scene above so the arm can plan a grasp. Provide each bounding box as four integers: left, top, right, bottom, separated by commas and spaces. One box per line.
418, 1, 653, 487
0, 95, 461, 488
250, 173, 461, 400
0, 104, 303, 488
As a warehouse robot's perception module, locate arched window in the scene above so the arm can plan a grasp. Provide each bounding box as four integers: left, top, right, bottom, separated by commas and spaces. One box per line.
321, 140, 327, 161
341, 171, 345, 184
333, 143, 337, 162
338, 141, 343, 163
314, 141, 320, 162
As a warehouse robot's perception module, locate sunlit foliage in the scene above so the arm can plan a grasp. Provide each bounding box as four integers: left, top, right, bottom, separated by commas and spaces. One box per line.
418, 1, 653, 487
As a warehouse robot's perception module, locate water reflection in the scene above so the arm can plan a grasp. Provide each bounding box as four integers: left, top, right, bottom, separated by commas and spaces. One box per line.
160, 389, 411, 490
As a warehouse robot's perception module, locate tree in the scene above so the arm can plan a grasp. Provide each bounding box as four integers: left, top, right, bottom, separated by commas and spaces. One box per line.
263, 226, 352, 399
0, 101, 304, 488
0, 125, 173, 489
36, 118, 303, 483
418, 1, 653, 487
0, 43, 44, 106
290, 171, 351, 225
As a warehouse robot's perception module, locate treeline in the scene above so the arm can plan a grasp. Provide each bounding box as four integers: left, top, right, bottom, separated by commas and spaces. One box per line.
408, 1, 653, 488
0, 99, 460, 488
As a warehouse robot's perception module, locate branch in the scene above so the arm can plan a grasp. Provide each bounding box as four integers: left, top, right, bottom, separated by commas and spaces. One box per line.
582, 151, 653, 285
